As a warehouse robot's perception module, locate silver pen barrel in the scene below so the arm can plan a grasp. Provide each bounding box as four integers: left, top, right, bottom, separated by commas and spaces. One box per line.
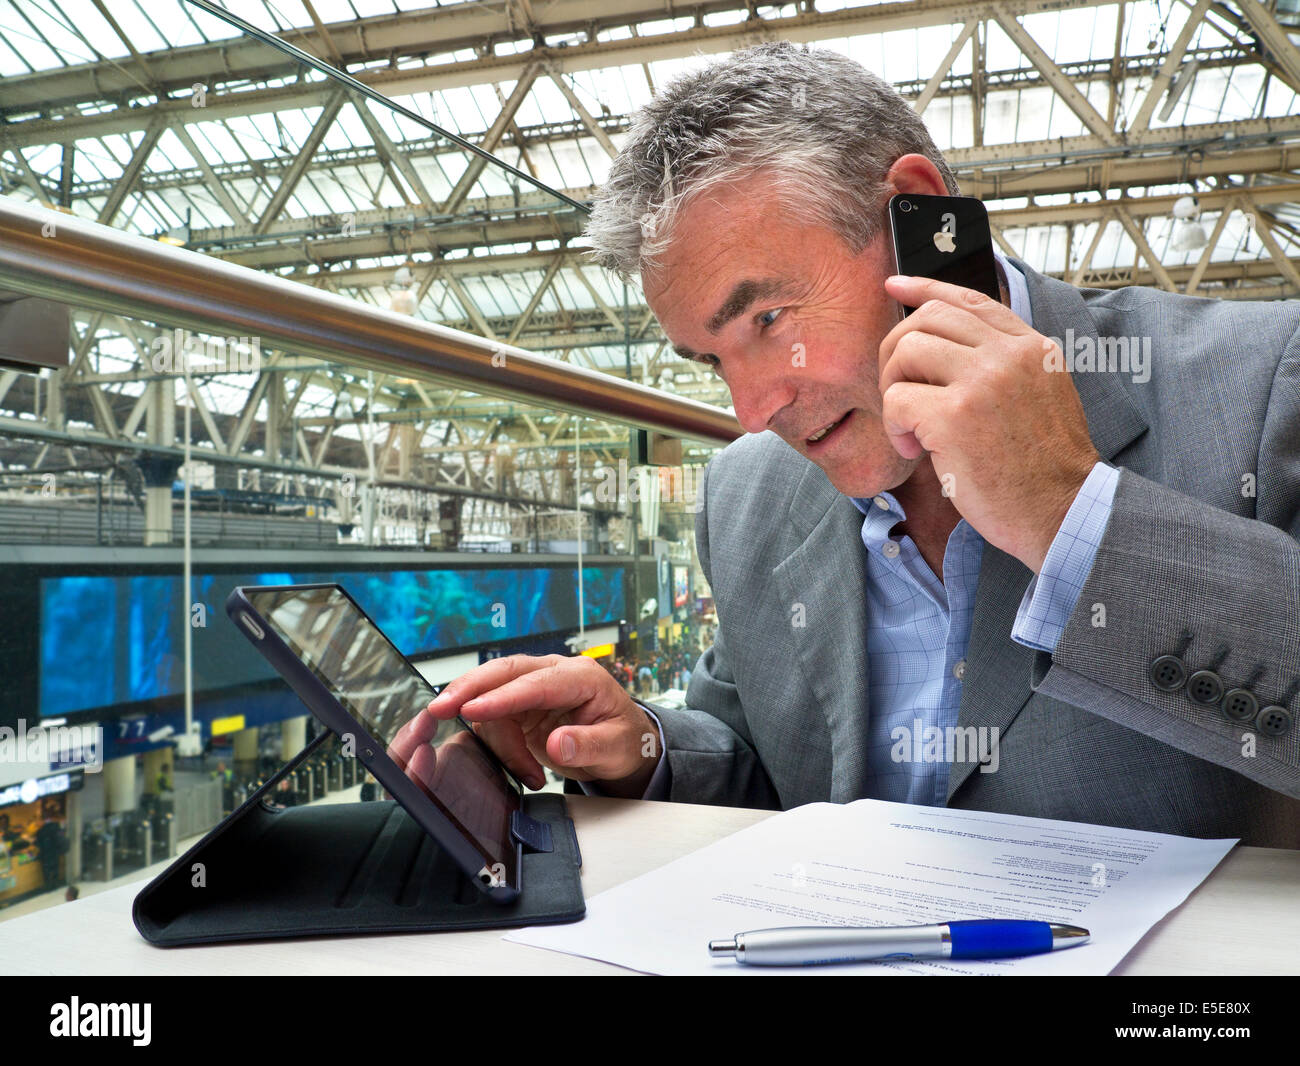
710, 924, 949, 965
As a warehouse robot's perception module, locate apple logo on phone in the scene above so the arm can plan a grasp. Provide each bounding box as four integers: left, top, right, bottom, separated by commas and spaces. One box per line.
933, 212, 957, 253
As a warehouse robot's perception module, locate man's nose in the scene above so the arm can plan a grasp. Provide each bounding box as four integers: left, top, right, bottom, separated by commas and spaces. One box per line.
726, 362, 797, 436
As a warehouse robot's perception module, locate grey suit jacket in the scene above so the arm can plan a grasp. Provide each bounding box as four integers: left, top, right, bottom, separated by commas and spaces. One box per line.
645, 257, 1300, 848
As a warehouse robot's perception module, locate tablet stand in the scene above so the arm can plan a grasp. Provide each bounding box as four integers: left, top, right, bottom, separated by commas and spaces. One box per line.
133, 732, 585, 947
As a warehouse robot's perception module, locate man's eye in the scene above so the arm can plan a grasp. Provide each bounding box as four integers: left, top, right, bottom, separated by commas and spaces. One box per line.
757, 308, 783, 328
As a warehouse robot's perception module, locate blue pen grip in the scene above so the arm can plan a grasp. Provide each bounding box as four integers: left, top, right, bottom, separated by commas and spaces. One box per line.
947, 920, 1053, 959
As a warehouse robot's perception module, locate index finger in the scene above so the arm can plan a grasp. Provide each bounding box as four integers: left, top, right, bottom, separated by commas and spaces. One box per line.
426, 653, 562, 718
883, 273, 1026, 332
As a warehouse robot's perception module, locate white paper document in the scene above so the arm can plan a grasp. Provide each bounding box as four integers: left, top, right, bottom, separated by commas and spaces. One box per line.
506, 800, 1236, 975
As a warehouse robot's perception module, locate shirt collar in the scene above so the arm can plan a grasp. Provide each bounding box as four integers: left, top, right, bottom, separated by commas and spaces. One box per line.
993, 249, 1031, 326
848, 489, 907, 550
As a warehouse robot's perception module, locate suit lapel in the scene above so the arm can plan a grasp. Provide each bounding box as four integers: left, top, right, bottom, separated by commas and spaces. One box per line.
946, 258, 1148, 800
772, 458, 876, 803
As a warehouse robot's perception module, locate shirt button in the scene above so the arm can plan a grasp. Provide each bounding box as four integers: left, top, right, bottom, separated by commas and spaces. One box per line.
953, 659, 967, 680
873, 495, 890, 510
882, 539, 900, 558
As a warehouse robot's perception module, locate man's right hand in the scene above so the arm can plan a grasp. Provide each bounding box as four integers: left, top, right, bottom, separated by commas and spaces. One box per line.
425, 654, 661, 798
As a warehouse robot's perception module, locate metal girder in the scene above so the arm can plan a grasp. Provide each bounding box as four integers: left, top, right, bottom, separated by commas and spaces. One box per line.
138, 115, 1294, 271
569, 264, 626, 333
960, 141, 1300, 201
349, 93, 436, 206
1113, 206, 1177, 291
226, 369, 274, 455
219, 208, 588, 270
1128, 0, 1213, 137
183, 377, 228, 452
97, 121, 164, 226
2, 148, 56, 201
994, 183, 1300, 227
1075, 256, 1300, 296
442, 273, 500, 340
1239, 194, 1300, 293
506, 254, 565, 345
1185, 195, 1238, 295
171, 125, 252, 225
253, 90, 347, 236
1071, 205, 1112, 285
946, 114, 1300, 170
1235, 0, 1300, 95
545, 62, 619, 159
990, 2, 1120, 147
0, 0, 1146, 121
441, 63, 542, 216
914, 20, 978, 115
301, 0, 347, 69
1, 42, 1260, 169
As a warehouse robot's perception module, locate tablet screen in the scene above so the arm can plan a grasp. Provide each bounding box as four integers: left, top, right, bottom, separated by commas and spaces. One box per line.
243, 585, 519, 882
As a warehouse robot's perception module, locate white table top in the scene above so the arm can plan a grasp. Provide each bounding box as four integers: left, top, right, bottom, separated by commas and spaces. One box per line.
2, 795, 1296, 975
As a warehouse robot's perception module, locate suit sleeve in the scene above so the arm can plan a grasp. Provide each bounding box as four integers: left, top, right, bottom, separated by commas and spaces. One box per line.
639, 457, 782, 809
1029, 321, 1300, 799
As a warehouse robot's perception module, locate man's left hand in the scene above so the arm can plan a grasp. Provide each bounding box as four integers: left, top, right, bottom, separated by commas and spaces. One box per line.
878, 274, 1101, 574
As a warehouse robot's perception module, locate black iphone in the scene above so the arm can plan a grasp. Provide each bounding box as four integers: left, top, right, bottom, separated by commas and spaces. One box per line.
888, 192, 1000, 316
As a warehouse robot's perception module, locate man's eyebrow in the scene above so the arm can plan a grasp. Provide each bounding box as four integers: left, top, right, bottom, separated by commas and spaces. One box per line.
705, 277, 792, 334
672, 342, 710, 362
669, 277, 795, 362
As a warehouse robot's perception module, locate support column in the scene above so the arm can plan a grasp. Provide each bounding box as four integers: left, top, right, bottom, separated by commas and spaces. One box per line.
280, 716, 307, 761
102, 755, 136, 814
65, 789, 82, 884
141, 378, 178, 545
142, 747, 169, 794
232, 727, 260, 781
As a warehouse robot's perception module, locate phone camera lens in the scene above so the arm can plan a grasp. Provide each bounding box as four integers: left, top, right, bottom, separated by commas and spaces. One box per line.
900, 200, 913, 213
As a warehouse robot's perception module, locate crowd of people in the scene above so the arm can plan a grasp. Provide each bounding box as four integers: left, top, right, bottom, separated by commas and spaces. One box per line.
602, 640, 705, 698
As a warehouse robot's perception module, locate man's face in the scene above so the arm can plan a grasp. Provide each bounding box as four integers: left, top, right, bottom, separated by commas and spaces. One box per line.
642, 170, 924, 499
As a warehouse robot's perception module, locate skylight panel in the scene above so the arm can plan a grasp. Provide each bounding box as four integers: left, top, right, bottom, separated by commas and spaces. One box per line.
289, 177, 334, 215
14, 0, 101, 64
438, 86, 479, 135
513, 80, 552, 127
0, 34, 34, 75
1, 11, 65, 70
309, 0, 359, 21
983, 18, 1022, 72
184, 0, 251, 43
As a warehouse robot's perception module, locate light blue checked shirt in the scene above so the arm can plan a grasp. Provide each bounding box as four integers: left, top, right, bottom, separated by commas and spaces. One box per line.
599, 251, 1118, 805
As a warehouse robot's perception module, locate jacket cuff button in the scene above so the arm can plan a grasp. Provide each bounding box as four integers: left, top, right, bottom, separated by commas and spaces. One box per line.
1149, 655, 1186, 692
1255, 706, 1292, 737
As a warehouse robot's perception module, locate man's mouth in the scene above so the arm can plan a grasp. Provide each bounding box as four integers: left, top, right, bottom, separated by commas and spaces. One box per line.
806, 411, 852, 448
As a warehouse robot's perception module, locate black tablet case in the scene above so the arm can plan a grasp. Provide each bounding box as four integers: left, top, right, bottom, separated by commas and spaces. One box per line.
133, 733, 585, 946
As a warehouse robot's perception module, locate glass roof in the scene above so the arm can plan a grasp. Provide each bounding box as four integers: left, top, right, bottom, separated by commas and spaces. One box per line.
2, 0, 1298, 442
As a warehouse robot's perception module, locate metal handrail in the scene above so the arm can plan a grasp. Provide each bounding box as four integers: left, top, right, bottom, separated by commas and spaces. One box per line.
0, 199, 741, 448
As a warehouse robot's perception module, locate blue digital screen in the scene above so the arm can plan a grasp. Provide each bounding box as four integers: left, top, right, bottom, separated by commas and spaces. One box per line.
39, 566, 624, 717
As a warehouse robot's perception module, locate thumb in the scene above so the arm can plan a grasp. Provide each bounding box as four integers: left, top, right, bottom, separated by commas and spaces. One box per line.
547, 721, 642, 780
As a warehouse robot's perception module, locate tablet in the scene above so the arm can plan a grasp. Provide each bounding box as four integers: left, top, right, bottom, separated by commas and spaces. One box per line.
225, 582, 525, 903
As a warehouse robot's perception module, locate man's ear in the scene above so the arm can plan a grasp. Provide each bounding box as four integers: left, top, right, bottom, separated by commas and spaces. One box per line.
884, 154, 950, 198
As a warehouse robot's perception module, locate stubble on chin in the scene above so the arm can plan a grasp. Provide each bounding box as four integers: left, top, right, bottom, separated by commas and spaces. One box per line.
820, 443, 924, 500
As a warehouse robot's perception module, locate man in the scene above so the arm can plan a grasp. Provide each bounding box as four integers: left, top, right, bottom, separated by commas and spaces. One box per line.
429, 42, 1300, 846
34, 811, 66, 890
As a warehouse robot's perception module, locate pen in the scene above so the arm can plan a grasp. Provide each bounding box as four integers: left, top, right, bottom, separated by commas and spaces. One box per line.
708, 919, 1090, 966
